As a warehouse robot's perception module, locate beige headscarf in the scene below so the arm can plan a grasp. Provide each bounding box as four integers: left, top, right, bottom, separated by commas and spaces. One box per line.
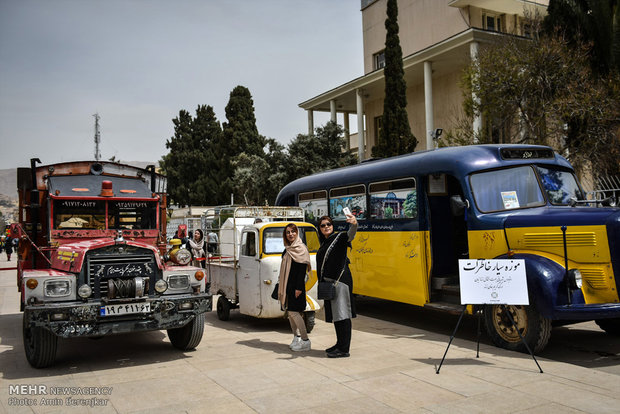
277, 235, 311, 306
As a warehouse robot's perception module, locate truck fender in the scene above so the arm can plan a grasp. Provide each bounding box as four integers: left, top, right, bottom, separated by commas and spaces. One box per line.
495, 253, 566, 319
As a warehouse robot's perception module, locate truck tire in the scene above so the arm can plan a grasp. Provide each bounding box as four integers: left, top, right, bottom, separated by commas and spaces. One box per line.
23, 312, 58, 368
595, 318, 620, 335
167, 312, 205, 351
484, 304, 551, 354
304, 311, 316, 333
216, 296, 231, 321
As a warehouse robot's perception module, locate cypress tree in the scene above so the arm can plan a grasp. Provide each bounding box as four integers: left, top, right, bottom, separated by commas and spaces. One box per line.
372, 0, 417, 158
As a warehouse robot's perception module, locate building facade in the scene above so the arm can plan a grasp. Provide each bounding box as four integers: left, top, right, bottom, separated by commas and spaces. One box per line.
300, 0, 548, 161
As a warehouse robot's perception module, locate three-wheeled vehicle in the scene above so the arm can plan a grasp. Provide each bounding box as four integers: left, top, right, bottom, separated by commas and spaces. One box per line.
203, 206, 320, 331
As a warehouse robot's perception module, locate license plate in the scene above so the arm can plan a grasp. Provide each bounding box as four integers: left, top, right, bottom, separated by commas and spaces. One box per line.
100, 302, 151, 316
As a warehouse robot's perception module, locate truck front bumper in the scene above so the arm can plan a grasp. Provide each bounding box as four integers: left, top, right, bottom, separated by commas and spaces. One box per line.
23, 293, 212, 338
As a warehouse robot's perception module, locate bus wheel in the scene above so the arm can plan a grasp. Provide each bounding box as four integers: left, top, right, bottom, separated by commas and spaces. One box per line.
23, 312, 58, 368
595, 318, 620, 335
484, 304, 551, 354
167, 313, 205, 350
304, 311, 316, 333
217, 296, 231, 321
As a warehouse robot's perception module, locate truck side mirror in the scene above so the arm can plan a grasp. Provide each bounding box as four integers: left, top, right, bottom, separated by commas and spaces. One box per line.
449, 195, 469, 216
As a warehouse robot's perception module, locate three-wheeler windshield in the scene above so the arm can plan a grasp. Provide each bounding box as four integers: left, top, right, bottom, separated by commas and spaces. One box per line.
262, 226, 319, 255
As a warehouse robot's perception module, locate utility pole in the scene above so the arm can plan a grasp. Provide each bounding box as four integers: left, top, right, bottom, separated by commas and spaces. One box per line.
93, 113, 101, 161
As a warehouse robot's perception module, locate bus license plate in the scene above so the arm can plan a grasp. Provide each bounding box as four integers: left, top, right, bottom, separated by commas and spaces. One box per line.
100, 302, 151, 316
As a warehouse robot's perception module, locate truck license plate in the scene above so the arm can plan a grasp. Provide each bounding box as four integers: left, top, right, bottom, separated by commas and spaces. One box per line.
100, 302, 151, 316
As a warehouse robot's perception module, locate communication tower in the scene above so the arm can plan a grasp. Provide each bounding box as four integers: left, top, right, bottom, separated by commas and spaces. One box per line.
93, 113, 101, 161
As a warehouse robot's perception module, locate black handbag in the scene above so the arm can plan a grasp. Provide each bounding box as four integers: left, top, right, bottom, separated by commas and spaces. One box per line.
271, 283, 279, 300
317, 281, 336, 300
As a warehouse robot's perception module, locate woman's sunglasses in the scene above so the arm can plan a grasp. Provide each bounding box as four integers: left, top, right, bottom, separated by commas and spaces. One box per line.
320, 223, 332, 228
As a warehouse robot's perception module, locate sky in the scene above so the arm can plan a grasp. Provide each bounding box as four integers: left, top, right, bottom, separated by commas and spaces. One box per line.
0, 0, 364, 169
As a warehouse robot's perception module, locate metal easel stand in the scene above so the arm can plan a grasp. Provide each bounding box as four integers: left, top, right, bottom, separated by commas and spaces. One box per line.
436, 304, 542, 374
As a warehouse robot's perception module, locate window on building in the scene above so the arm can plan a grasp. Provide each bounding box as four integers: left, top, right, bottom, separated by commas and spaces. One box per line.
329, 185, 367, 220
483, 13, 502, 32
374, 50, 385, 70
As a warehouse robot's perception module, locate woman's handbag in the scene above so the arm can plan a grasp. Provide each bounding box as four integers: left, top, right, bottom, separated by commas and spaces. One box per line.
317, 233, 345, 301
271, 283, 279, 300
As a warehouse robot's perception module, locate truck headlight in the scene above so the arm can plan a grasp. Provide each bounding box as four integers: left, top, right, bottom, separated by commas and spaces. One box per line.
155, 279, 168, 293
168, 274, 190, 289
78, 284, 92, 298
568, 269, 583, 290
44, 280, 71, 297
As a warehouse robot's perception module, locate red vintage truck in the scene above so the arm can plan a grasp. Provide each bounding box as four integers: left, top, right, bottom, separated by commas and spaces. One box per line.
16, 158, 212, 368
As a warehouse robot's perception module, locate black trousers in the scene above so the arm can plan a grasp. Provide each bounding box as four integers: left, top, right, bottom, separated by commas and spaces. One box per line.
334, 319, 352, 353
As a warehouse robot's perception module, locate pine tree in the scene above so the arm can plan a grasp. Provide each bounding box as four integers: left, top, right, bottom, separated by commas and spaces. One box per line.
372, 0, 417, 158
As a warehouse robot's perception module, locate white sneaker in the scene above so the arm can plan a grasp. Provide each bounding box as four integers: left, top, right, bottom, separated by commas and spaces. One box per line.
289, 336, 301, 350
292, 339, 311, 352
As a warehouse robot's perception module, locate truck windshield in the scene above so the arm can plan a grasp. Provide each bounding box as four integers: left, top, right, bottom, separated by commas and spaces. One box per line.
53, 200, 157, 230
470, 166, 545, 212
536, 166, 584, 205
262, 226, 320, 254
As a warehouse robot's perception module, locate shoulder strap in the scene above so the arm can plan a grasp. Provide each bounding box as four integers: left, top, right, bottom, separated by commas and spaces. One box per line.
320, 233, 346, 285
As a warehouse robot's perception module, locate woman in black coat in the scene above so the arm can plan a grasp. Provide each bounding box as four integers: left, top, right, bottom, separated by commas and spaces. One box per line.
316, 213, 357, 358
277, 223, 312, 352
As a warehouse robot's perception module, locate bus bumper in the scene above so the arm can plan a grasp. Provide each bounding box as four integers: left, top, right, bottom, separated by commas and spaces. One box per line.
553, 302, 620, 320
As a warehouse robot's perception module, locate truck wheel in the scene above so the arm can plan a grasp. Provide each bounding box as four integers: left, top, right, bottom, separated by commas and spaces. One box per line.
216, 296, 231, 321
484, 304, 551, 354
167, 312, 205, 351
304, 311, 316, 333
23, 312, 58, 368
595, 318, 620, 335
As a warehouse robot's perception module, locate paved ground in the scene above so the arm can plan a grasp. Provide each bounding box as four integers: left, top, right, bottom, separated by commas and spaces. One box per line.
1, 255, 619, 413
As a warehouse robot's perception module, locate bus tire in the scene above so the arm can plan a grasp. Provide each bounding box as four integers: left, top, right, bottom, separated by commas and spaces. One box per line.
167, 313, 205, 351
217, 296, 231, 321
484, 304, 551, 354
304, 311, 316, 333
23, 312, 58, 368
595, 318, 620, 335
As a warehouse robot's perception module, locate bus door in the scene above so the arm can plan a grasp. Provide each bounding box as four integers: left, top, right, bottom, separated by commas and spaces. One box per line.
426, 174, 469, 301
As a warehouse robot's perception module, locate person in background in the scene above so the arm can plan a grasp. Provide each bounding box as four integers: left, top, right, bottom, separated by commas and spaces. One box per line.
316, 213, 358, 358
207, 230, 219, 255
277, 223, 312, 352
4, 236, 13, 261
188, 229, 206, 268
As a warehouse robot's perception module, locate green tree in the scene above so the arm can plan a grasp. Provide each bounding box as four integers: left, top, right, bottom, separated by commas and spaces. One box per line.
219, 86, 266, 203
160, 105, 222, 206
451, 30, 619, 176
286, 122, 356, 183
372, 0, 417, 158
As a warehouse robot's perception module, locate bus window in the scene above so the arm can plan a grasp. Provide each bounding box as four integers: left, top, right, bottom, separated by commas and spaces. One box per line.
329, 185, 367, 220
369, 178, 417, 219
536, 166, 584, 205
471, 166, 545, 212
299, 190, 327, 223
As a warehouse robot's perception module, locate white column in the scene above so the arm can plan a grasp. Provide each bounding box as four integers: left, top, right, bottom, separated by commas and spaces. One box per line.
330, 100, 337, 123
343, 113, 350, 151
424, 61, 435, 150
356, 89, 365, 163
470, 41, 481, 143
307, 110, 314, 136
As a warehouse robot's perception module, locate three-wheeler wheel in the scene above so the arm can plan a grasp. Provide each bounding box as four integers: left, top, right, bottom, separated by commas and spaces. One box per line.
217, 296, 232, 321
304, 311, 316, 333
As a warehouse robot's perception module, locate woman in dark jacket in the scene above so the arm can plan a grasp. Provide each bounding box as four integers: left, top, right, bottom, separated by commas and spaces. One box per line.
316, 213, 357, 358
277, 223, 312, 352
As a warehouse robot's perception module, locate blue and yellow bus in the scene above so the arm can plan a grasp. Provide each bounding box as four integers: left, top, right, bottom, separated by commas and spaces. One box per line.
276, 144, 620, 353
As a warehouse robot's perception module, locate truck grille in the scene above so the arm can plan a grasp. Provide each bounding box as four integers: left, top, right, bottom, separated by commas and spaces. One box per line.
87, 253, 156, 298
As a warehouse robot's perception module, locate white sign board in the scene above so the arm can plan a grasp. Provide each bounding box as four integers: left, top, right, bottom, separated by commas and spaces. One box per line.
459, 259, 529, 305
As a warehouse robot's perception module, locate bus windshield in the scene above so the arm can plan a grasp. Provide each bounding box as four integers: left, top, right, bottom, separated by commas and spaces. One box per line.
536, 166, 584, 205
470, 166, 545, 212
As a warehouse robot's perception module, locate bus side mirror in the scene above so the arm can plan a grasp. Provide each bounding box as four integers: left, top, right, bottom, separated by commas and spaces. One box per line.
450, 195, 469, 216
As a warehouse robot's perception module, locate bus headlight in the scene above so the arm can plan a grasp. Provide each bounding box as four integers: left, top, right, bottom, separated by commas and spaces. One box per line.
78, 284, 92, 298
568, 269, 583, 290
